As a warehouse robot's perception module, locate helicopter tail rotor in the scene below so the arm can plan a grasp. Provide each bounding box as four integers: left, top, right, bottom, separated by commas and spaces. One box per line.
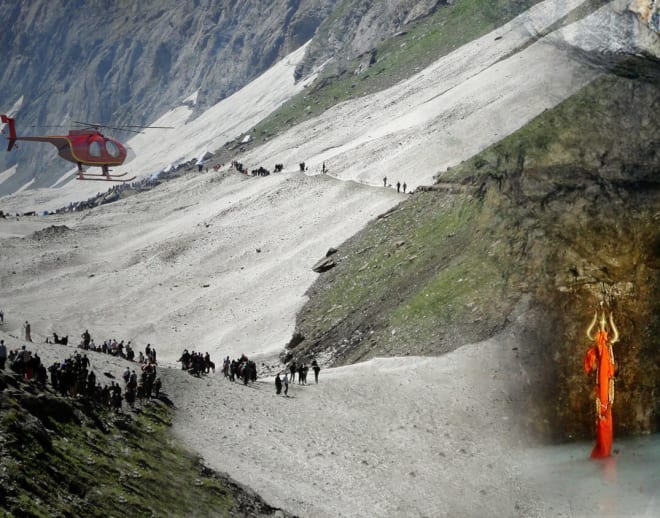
0, 114, 17, 151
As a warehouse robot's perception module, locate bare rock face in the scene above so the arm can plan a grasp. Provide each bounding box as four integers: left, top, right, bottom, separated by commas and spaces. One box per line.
627, 0, 660, 33
553, 0, 660, 70
297, 0, 447, 76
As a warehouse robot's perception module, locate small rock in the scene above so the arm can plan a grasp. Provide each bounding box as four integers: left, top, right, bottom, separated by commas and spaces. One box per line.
312, 256, 336, 273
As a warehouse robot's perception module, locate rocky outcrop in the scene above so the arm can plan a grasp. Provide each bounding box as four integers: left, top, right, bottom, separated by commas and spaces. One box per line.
628, 0, 660, 32
553, 0, 660, 74
295, 0, 448, 77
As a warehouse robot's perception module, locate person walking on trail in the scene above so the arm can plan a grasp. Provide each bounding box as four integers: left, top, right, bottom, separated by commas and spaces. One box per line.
275, 373, 282, 395
24, 321, 32, 342
311, 360, 321, 384
383, 176, 387, 187
403, 182, 407, 193
82, 329, 91, 349
396, 181, 401, 193
289, 361, 296, 384
282, 373, 289, 396
0, 339, 7, 370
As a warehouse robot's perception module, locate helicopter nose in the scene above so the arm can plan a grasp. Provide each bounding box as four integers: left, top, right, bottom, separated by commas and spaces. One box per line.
123, 144, 136, 165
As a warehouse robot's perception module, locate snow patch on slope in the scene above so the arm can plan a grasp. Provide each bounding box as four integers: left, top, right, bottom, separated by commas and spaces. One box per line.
0, 165, 17, 186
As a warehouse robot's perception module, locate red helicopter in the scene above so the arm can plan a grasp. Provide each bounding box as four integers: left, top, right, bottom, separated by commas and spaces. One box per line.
1, 114, 171, 182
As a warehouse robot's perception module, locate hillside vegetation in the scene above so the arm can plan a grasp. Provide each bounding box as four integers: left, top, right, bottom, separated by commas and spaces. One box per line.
0, 370, 289, 517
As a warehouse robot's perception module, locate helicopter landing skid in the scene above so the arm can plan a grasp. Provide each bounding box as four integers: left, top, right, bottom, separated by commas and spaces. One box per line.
76, 174, 136, 183
80, 171, 130, 177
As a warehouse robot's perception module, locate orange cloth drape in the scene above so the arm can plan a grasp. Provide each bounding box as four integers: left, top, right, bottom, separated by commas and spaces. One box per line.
583, 330, 615, 458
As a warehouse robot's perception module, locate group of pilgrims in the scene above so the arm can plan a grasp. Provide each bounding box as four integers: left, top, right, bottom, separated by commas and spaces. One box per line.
176, 348, 322, 396
275, 360, 321, 396
177, 349, 217, 376
72, 329, 158, 364
177, 350, 258, 385
4, 337, 162, 412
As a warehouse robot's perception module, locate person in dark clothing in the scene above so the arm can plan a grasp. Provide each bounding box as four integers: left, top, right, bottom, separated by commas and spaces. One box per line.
396, 181, 401, 193
0, 339, 6, 370
283, 373, 289, 396
289, 361, 296, 384
275, 374, 282, 395
87, 370, 96, 396
82, 329, 91, 349
311, 360, 321, 384
24, 321, 32, 342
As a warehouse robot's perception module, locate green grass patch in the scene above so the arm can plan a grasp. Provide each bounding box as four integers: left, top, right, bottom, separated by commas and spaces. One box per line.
389, 245, 506, 343
315, 192, 477, 327
0, 394, 238, 518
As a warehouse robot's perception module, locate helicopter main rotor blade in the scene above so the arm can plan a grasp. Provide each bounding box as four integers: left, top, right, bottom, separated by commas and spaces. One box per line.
72, 120, 104, 129
72, 120, 173, 131
103, 126, 144, 134
113, 124, 174, 129
27, 124, 70, 128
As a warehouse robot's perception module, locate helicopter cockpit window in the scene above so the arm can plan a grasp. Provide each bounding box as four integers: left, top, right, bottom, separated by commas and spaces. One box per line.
89, 141, 102, 157
105, 140, 120, 158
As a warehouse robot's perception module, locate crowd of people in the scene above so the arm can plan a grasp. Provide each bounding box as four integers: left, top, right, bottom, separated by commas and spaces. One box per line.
3, 313, 325, 408
0, 318, 165, 414
177, 349, 215, 376
221, 355, 257, 385
121, 360, 161, 408
67, 329, 158, 365
2, 341, 162, 412
230, 160, 289, 177
175, 346, 325, 398
177, 350, 260, 386
10, 156, 209, 218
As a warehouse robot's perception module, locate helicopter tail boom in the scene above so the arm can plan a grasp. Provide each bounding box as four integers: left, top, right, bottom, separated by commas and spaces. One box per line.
0, 114, 17, 151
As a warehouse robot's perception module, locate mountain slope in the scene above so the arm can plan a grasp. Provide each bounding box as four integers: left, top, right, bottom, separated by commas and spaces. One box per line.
0, 1, 658, 517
